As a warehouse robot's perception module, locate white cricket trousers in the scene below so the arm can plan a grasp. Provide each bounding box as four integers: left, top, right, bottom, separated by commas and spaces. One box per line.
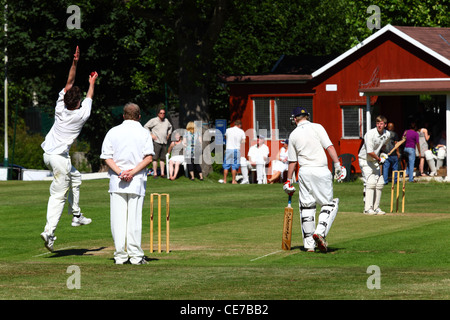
43, 153, 82, 235
110, 192, 145, 264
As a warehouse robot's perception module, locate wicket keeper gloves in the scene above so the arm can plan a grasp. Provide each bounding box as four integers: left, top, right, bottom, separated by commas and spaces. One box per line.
283, 180, 295, 196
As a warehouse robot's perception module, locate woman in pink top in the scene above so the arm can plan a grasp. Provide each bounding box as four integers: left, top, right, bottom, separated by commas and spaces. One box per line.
403, 122, 421, 182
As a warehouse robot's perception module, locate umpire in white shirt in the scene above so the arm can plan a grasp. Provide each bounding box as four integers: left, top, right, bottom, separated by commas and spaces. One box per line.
101, 103, 154, 265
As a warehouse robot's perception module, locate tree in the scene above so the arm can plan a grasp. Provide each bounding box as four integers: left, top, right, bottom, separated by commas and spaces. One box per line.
126, 0, 227, 126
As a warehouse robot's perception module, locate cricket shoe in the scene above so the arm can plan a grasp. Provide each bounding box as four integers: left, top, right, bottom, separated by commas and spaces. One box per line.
364, 209, 377, 215
132, 257, 148, 265
71, 214, 92, 227
374, 208, 386, 215
313, 234, 328, 253
40, 232, 56, 252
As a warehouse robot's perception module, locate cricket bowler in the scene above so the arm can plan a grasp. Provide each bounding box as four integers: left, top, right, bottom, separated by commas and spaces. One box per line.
40, 46, 98, 252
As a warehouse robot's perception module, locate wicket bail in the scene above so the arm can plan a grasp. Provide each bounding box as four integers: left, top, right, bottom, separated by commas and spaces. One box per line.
390, 170, 406, 213
150, 193, 170, 253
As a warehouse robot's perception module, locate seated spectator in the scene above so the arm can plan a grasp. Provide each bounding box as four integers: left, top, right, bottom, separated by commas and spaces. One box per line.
425, 130, 447, 176
167, 132, 185, 180
268, 139, 289, 184
247, 135, 270, 184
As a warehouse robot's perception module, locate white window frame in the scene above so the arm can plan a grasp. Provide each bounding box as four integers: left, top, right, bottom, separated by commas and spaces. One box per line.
341, 105, 366, 138
252, 97, 272, 140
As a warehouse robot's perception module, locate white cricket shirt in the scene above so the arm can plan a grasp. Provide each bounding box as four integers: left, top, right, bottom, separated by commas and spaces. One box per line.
100, 120, 155, 196
41, 89, 92, 155
358, 127, 390, 162
287, 120, 333, 167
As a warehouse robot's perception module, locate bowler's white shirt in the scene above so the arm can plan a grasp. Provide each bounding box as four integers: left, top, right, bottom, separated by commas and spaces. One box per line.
41, 88, 92, 155
358, 127, 390, 162
288, 120, 332, 167
248, 144, 269, 164
100, 120, 154, 196
225, 126, 246, 150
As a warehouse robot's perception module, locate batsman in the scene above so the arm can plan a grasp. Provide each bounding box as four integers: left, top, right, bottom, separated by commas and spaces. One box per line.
358, 115, 390, 215
283, 107, 342, 253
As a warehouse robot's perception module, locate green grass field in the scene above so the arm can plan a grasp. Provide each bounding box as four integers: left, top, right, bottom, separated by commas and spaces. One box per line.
1, 174, 449, 303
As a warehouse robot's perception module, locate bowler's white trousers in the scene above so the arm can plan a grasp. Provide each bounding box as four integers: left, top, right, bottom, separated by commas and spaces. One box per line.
110, 192, 145, 264
43, 153, 81, 236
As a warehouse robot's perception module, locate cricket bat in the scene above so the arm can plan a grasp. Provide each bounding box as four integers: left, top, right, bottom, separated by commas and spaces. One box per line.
282, 195, 294, 250
388, 137, 406, 156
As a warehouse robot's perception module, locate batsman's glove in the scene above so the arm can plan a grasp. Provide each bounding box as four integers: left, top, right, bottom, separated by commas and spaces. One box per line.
283, 180, 296, 196
379, 153, 388, 164
334, 162, 346, 183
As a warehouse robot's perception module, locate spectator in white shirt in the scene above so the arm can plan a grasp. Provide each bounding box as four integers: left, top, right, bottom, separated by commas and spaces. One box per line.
247, 135, 270, 184
222, 120, 246, 184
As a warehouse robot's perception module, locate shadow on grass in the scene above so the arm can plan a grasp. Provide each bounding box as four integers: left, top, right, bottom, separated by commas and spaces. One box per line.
48, 247, 160, 263
49, 247, 108, 257
293, 245, 342, 253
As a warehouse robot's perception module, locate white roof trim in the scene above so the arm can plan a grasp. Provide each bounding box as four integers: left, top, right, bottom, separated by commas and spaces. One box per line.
380, 78, 450, 83
311, 24, 450, 78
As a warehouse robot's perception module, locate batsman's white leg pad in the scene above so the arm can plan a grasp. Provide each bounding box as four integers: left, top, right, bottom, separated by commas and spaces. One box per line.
373, 175, 384, 211
299, 206, 316, 249
365, 174, 377, 212
316, 198, 339, 237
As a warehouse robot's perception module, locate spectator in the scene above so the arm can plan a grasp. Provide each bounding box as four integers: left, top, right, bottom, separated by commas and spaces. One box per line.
248, 135, 270, 184
416, 122, 430, 176
425, 130, 447, 176
268, 139, 289, 184
167, 132, 185, 181
144, 104, 172, 178
382, 123, 400, 184
184, 121, 204, 181
222, 120, 246, 184
402, 122, 420, 182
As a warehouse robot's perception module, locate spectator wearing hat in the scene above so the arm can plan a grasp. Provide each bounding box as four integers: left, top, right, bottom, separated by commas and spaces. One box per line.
268, 139, 289, 184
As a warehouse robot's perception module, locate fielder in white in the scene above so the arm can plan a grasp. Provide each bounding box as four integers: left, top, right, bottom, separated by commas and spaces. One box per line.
40, 46, 98, 252
100, 103, 154, 265
358, 115, 390, 215
283, 107, 342, 253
